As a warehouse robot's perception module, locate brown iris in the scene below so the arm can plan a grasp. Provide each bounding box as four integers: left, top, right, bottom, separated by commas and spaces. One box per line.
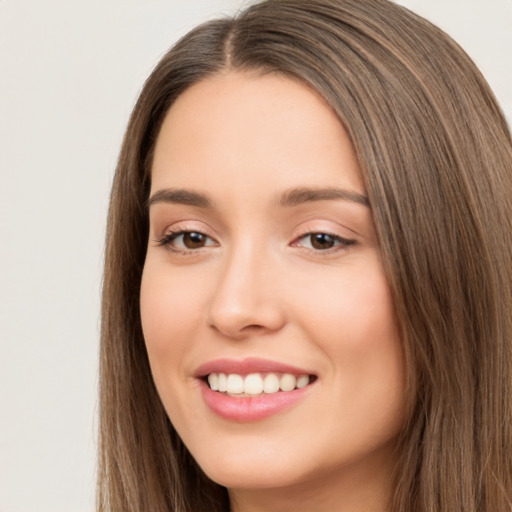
182, 232, 207, 249
310, 233, 336, 250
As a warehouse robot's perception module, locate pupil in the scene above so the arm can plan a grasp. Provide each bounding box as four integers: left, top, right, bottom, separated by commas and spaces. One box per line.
184, 232, 205, 249
311, 233, 334, 250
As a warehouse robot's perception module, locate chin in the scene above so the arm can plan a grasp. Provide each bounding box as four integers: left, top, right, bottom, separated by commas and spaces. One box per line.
201, 460, 305, 490
188, 437, 307, 490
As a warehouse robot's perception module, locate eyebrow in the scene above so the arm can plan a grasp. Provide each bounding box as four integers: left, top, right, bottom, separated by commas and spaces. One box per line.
147, 186, 370, 210
277, 187, 370, 208
147, 188, 213, 209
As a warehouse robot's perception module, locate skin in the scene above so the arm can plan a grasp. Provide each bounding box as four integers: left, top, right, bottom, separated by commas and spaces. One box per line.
140, 71, 405, 512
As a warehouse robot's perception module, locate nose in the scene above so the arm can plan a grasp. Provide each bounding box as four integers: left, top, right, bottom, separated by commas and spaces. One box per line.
207, 244, 286, 339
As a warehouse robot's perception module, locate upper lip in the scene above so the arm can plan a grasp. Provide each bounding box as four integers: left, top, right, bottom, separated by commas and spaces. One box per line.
194, 357, 316, 378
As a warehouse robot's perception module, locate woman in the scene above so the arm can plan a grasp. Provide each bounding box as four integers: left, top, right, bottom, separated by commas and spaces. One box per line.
98, 0, 512, 510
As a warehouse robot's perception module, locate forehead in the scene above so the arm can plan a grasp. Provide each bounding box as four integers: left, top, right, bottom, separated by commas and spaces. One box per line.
150, 71, 364, 197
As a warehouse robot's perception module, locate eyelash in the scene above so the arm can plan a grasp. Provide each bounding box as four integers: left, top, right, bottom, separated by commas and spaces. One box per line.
156, 229, 216, 254
293, 232, 356, 254
156, 229, 356, 256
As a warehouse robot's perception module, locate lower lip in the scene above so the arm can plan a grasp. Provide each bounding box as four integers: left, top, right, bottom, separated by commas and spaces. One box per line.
199, 380, 312, 422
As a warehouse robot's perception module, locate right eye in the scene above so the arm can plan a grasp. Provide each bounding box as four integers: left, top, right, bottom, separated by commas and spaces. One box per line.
157, 230, 217, 252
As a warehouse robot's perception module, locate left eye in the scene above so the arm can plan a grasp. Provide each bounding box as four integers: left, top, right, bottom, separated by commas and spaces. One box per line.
296, 233, 354, 251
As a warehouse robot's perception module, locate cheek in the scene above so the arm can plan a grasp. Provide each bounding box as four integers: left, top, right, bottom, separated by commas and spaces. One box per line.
296, 260, 404, 416
139, 262, 211, 430
140, 264, 204, 375
297, 260, 398, 351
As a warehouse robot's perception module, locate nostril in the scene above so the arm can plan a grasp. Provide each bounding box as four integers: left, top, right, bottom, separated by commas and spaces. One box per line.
242, 324, 267, 333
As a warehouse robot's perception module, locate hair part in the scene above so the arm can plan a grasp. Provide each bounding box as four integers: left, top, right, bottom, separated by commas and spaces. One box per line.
98, 1, 512, 510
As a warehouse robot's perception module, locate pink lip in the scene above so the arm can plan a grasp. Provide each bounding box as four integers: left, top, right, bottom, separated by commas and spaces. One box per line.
195, 357, 316, 422
194, 357, 314, 377
199, 380, 313, 422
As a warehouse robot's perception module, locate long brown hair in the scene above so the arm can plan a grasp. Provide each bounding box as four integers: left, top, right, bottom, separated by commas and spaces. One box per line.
98, 1, 512, 510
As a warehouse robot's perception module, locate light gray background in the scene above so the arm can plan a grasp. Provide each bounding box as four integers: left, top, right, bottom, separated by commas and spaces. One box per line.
0, 1, 510, 511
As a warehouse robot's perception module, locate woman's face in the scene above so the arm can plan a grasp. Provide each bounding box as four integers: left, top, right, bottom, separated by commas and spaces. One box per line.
141, 72, 405, 506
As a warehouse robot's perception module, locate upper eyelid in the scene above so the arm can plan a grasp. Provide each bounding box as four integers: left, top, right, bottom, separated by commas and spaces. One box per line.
156, 220, 217, 237
156, 225, 354, 239
292, 232, 355, 247
161, 228, 217, 242
295, 227, 343, 238
292, 221, 358, 239
148, 197, 368, 241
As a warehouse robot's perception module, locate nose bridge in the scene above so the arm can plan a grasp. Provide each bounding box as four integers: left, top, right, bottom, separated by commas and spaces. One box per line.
207, 236, 285, 338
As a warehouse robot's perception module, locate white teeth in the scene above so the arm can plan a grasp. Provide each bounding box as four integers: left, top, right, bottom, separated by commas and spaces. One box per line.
218, 373, 228, 392
263, 373, 280, 393
207, 373, 219, 391
279, 373, 296, 391
296, 375, 309, 389
227, 374, 244, 394
206, 372, 311, 395
244, 373, 263, 395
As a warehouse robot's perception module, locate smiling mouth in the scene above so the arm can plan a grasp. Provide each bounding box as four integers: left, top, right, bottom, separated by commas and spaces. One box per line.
205, 372, 317, 397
